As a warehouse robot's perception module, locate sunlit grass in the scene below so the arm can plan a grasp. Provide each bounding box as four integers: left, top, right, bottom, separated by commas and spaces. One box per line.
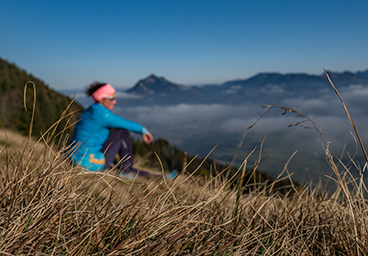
0, 123, 367, 255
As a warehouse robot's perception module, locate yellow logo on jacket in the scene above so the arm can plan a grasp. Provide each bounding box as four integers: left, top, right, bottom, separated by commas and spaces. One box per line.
89, 154, 105, 165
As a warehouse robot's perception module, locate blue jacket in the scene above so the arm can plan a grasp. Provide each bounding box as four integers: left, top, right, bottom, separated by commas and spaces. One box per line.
70, 103, 148, 171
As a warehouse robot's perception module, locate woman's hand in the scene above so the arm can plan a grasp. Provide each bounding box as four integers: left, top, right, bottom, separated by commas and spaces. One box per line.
142, 131, 153, 144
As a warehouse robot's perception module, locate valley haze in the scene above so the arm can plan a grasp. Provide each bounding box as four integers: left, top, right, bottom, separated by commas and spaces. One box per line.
63, 70, 368, 186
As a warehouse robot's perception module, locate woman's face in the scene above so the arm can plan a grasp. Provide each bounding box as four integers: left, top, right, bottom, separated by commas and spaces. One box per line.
100, 93, 117, 110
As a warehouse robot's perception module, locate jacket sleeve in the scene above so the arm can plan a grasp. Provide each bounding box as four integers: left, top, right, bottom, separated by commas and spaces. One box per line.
102, 110, 148, 135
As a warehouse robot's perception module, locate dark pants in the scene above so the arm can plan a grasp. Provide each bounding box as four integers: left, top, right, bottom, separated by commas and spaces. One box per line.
101, 129, 158, 177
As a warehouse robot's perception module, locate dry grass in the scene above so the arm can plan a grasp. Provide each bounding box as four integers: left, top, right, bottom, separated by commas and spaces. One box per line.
0, 125, 367, 256
0, 129, 45, 157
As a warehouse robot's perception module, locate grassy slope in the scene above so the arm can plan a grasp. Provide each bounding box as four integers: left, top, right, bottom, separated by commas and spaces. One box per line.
0, 127, 367, 255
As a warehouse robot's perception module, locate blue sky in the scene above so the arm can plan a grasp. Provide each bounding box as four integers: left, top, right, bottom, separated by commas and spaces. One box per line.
1, 0, 368, 90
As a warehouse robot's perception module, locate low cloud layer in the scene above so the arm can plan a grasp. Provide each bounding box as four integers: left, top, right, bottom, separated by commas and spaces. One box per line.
116, 104, 260, 127
112, 84, 368, 163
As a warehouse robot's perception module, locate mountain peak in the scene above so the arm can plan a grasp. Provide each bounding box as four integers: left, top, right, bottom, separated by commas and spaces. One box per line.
127, 74, 185, 94
142, 74, 165, 83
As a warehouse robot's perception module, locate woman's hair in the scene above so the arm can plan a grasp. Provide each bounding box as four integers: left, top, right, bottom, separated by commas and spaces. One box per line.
86, 82, 108, 96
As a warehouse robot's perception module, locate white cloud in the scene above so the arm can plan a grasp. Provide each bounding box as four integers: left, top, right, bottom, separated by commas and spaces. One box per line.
115, 103, 263, 126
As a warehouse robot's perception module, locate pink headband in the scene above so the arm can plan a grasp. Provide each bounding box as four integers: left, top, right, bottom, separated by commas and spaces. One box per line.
92, 84, 116, 102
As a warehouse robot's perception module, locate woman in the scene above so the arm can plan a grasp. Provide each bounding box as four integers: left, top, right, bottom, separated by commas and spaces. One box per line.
70, 83, 175, 179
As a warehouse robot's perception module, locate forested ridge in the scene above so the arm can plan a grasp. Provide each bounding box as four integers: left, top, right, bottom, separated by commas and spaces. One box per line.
0, 56, 83, 138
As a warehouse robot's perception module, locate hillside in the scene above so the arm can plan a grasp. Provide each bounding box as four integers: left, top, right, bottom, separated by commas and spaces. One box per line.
0, 57, 83, 139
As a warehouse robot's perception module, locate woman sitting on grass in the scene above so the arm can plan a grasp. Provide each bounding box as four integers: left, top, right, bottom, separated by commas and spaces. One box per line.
70, 82, 176, 180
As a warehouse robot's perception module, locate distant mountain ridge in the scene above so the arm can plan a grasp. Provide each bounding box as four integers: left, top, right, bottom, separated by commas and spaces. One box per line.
223, 70, 368, 88
126, 70, 368, 93
118, 69, 368, 106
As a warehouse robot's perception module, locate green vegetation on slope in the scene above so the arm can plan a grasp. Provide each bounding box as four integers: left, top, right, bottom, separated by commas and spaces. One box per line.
0, 56, 83, 139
